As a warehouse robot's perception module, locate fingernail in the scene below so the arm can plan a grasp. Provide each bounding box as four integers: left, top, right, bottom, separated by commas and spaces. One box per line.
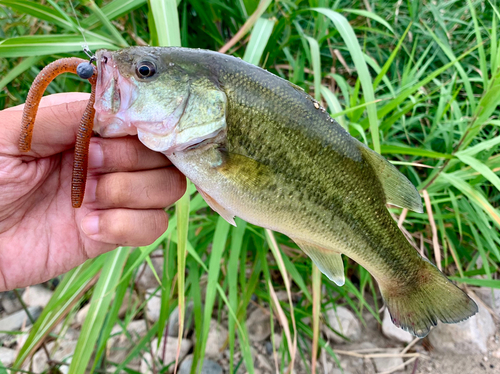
85, 178, 97, 203
88, 141, 103, 169
81, 214, 100, 236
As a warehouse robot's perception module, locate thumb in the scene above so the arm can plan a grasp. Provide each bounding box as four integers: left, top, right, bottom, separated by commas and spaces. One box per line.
1, 93, 91, 157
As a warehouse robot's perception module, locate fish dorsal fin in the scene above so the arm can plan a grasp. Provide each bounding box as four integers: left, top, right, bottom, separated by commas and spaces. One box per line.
358, 143, 423, 213
294, 239, 345, 286
196, 186, 236, 226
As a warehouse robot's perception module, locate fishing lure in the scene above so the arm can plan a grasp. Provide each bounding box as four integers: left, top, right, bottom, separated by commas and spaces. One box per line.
19, 57, 97, 208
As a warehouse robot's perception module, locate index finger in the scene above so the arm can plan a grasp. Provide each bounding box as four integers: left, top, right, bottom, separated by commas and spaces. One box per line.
0, 93, 91, 157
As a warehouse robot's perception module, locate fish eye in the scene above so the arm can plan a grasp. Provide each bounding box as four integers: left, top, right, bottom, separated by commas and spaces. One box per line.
135, 61, 156, 78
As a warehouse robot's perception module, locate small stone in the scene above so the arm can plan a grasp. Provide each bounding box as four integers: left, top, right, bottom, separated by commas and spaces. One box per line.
246, 307, 272, 342
428, 300, 496, 354
372, 349, 403, 373
1, 292, 22, 314
167, 301, 195, 337
141, 338, 192, 374
74, 303, 90, 327
381, 308, 413, 343
22, 285, 54, 308
205, 319, 228, 358
179, 355, 223, 374
492, 348, 500, 359
136, 250, 163, 290
0, 347, 16, 367
32, 340, 78, 373
0, 306, 42, 340
146, 288, 161, 322
324, 306, 361, 343
476, 287, 500, 318
255, 353, 273, 372
265, 341, 273, 355
108, 320, 148, 368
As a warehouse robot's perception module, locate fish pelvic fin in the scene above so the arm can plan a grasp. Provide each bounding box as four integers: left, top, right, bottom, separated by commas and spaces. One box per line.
380, 258, 478, 338
196, 186, 236, 226
294, 239, 345, 286
358, 142, 423, 213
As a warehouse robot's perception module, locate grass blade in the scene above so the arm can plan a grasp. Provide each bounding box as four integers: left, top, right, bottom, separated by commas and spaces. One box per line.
149, 0, 181, 47
174, 182, 190, 372
311, 264, 321, 374
13, 258, 105, 368
69, 247, 130, 374
198, 217, 231, 370
243, 17, 275, 65
312, 8, 379, 153
85, 0, 129, 48
0, 35, 117, 57
0, 0, 78, 31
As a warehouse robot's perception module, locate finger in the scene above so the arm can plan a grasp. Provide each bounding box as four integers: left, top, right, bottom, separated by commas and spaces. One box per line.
1, 93, 90, 157
85, 167, 187, 209
88, 137, 171, 173
81, 209, 168, 246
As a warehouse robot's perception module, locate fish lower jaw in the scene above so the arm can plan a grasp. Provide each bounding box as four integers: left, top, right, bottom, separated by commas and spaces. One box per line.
94, 114, 139, 137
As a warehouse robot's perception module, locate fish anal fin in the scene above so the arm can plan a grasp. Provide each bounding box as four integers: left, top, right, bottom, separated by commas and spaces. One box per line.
196, 186, 236, 226
359, 143, 423, 213
294, 239, 345, 286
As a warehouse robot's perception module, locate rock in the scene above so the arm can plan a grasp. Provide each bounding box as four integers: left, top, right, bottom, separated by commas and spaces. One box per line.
21, 285, 53, 308
108, 319, 148, 369
0, 347, 16, 367
1, 292, 22, 314
0, 306, 42, 340
74, 303, 90, 327
428, 300, 496, 354
136, 250, 164, 290
246, 307, 272, 342
255, 353, 273, 372
168, 301, 195, 337
322, 342, 376, 374
118, 292, 139, 318
372, 348, 403, 373
146, 288, 161, 322
140, 336, 191, 373
32, 340, 78, 373
324, 306, 361, 343
476, 287, 500, 318
179, 354, 223, 374
381, 308, 413, 343
205, 319, 228, 358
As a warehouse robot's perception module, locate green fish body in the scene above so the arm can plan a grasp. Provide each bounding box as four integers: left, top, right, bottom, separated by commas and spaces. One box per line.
94, 47, 477, 337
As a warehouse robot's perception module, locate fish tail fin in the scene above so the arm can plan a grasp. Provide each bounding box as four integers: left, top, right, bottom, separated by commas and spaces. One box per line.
380, 259, 478, 338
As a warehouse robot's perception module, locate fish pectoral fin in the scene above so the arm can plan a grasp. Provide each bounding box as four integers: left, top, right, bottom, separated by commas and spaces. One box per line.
358, 142, 423, 213
294, 239, 345, 286
196, 186, 236, 226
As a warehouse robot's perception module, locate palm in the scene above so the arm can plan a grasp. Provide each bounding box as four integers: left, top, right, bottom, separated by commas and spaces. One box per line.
0, 149, 112, 290
0, 93, 185, 291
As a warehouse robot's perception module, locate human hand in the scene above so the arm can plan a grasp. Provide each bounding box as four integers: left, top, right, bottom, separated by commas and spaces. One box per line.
0, 93, 186, 291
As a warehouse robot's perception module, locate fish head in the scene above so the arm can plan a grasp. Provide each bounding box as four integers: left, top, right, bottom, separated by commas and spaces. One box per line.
94, 47, 226, 155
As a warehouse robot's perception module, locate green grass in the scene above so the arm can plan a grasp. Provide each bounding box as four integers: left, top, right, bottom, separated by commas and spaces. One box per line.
1, 0, 500, 373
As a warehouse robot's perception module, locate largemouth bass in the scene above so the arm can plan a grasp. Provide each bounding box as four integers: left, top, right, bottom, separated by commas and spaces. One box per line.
93, 47, 477, 337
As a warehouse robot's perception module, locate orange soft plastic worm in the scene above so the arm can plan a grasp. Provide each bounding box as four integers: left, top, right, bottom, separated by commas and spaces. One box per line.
19, 57, 97, 208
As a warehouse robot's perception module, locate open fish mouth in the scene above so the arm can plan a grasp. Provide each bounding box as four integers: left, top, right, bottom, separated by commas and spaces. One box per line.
93, 50, 139, 137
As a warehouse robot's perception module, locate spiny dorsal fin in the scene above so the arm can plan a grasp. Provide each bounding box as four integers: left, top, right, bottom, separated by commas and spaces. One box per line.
294, 239, 345, 286
358, 143, 423, 213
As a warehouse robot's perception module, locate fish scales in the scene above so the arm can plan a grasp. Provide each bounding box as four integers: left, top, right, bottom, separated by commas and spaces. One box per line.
93, 47, 478, 337
218, 55, 417, 281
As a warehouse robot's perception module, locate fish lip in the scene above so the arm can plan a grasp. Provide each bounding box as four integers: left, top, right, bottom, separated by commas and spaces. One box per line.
93, 50, 138, 136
